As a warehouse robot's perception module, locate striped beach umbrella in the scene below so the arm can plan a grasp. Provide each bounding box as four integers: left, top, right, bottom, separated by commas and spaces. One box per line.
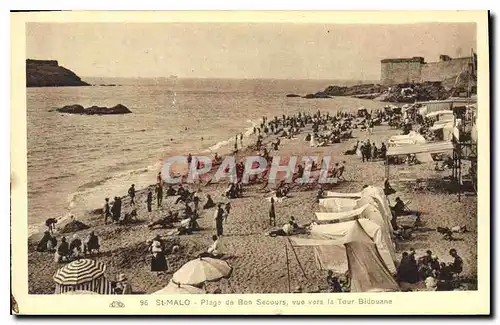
171, 257, 232, 286
53, 259, 106, 285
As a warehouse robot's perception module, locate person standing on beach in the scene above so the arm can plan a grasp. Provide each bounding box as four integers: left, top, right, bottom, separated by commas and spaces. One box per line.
45, 218, 57, 234
111, 197, 119, 223
157, 172, 162, 185
224, 202, 231, 223
146, 189, 153, 212
116, 197, 122, 222
193, 191, 200, 211
269, 197, 276, 226
128, 184, 136, 206
214, 203, 225, 236
103, 198, 111, 224
155, 183, 163, 208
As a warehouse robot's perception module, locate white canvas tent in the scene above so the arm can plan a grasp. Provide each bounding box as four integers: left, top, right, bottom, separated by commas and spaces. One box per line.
387, 131, 426, 147
315, 204, 370, 223
290, 220, 399, 292
323, 186, 394, 238
320, 186, 396, 260
318, 197, 358, 212
388, 131, 432, 162
310, 219, 396, 273
426, 110, 454, 121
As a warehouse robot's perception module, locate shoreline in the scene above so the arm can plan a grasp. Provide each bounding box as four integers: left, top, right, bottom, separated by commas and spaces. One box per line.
27, 116, 275, 241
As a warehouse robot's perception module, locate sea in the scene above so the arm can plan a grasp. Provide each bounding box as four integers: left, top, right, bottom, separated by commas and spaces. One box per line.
27, 78, 387, 235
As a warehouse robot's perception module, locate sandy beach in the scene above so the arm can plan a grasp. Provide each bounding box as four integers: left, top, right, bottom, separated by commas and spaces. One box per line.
27, 112, 477, 294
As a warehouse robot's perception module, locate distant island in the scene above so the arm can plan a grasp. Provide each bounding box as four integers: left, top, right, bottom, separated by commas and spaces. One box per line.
56, 104, 132, 115
26, 59, 90, 87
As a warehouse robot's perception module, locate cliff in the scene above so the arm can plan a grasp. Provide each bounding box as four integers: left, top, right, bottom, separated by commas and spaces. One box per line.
26, 59, 90, 87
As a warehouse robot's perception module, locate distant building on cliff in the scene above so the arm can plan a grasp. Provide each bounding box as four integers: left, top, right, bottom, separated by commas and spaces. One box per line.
380, 52, 477, 86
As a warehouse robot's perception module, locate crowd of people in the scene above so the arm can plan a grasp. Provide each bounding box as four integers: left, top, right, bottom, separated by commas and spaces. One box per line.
34, 107, 472, 294
396, 248, 464, 291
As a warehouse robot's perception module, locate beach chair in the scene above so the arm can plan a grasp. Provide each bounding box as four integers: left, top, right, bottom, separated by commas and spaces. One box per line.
413, 178, 430, 192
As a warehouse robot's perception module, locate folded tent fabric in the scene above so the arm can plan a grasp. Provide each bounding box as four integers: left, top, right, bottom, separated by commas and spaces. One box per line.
325, 191, 362, 198
318, 197, 358, 213
315, 204, 370, 223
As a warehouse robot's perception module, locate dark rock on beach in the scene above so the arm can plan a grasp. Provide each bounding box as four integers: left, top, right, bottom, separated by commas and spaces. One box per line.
59, 220, 90, 234
286, 94, 301, 98
56, 104, 132, 115
26, 59, 90, 88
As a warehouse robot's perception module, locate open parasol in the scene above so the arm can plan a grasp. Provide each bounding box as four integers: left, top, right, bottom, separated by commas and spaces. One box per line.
53, 259, 106, 285
153, 281, 206, 294
171, 257, 232, 286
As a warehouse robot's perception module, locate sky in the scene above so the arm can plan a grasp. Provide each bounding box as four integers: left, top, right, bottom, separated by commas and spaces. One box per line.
26, 22, 476, 80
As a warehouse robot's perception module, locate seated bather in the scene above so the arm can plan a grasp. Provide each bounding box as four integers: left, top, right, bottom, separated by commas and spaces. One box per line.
148, 211, 175, 230
198, 235, 223, 258
268, 221, 294, 237
316, 187, 324, 202
84, 231, 100, 255
69, 234, 84, 259
54, 236, 71, 263
203, 194, 216, 209
37, 231, 57, 252
165, 185, 177, 196
384, 178, 396, 196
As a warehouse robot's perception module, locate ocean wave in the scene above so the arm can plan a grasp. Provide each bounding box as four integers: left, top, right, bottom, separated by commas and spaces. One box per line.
203, 119, 259, 154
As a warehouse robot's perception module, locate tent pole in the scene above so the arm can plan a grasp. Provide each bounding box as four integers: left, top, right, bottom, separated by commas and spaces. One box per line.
287, 237, 308, 279
385, 156, 389, 179
285, 242, 291, 293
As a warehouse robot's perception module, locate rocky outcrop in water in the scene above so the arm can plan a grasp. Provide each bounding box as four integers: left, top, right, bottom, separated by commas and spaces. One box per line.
26, 59, 90, 87
56, 104, 132, 115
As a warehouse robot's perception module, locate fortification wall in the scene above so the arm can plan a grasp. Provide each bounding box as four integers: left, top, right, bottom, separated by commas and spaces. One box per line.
381, 56, 471, 86
420, 57, 469, 82
381, 61, 422, 85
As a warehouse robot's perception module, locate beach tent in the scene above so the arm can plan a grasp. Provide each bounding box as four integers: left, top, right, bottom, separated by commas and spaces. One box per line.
386, 141, 454, 157
324, 186, 394, 233
321, 186, 396, 260
315, 204, 371, 223
309, 219, 396, 273
388, 131, 433, 162
388, 131, 426, 147
318, 197, 358, 213
53, 259, 114, 294
426, 110, 454, 122
290, 220, 399, 292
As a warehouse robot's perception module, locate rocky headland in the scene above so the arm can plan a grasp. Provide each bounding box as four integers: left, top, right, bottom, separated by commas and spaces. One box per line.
26, 59, 90, 87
